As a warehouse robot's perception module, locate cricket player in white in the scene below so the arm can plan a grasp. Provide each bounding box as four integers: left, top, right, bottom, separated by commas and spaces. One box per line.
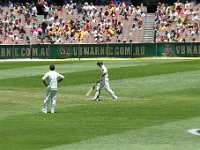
41, 64, 64, 113
93, 62, 118, 101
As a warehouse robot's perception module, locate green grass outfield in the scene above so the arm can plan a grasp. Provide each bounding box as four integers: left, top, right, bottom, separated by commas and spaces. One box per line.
0, 59, 200, 150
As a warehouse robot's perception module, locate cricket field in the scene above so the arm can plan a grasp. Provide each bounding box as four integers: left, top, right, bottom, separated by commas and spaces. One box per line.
0, 59, 200, 150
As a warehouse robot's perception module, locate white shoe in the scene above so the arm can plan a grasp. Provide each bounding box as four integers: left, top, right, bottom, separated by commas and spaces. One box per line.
92, 95, 100, 101
42, 110, 47, 113
113, 96, 118, 101
51, 110, 54, 114
92, 97, 99, 101
41, 108, 47, 113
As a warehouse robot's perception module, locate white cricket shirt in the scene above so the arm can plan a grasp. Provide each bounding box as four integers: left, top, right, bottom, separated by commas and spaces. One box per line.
42, 71, 64, 90
101, 64, 108, 78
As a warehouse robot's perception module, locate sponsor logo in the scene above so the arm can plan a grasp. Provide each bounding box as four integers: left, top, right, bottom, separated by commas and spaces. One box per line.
164, 44, 173, 56
59, 46, 70, 56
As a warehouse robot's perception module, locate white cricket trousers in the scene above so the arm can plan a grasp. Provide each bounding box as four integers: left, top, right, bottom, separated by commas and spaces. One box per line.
94, 78, 117, 99
42, 88, 57, 113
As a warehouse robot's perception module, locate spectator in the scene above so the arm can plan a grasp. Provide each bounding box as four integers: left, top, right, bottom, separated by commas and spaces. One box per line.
43, 3, 50, 19
67, 7, 74, 15
65, 0, 74, 9
116, 21, 123, 35
0, 8, 3, 15
19, 26, 26, 34
26, 36, 31, 44
55, 36, 61, 43
192, 14, 199, 21
42, 20, 47, 35
12, 34, 19, 44
104, 8, 109, 16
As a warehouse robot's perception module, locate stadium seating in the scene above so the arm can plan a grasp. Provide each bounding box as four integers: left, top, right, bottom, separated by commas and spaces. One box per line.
155, 1, 200, 42
0, 2, 147, 44
0, 1, 199, 45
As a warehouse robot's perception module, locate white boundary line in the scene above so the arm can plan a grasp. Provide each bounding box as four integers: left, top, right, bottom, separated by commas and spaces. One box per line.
1, 57, 200, 62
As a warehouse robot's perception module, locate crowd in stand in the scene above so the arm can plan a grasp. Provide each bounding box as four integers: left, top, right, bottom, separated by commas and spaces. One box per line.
155, 0, 200, 42
0, 0, 199, 45
0, 0, 146, 44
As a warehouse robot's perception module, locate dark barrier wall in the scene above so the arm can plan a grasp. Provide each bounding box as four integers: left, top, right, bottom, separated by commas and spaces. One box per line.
0, 43, 199, 59
158, 43, 200, 57
51, 43, 155, 58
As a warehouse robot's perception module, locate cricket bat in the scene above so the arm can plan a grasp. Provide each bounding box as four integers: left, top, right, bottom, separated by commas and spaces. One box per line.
85, 85, 95, 97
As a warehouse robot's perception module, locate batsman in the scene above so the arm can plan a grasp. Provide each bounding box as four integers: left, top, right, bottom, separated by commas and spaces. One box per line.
92, 61, 118, 101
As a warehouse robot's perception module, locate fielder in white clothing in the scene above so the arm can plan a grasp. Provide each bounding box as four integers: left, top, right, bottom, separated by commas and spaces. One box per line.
41, 64, 64, 113
93, 62, 118, 101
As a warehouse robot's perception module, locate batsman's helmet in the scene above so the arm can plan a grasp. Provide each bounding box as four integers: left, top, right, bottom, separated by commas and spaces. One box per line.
97, 61, 103, 66
50, 64, 55, 70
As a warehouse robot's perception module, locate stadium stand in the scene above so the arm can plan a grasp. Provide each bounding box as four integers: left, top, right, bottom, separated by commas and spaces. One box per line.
154, 0, 200, 42
1, 0, 198, 45
0, 1, 147, 44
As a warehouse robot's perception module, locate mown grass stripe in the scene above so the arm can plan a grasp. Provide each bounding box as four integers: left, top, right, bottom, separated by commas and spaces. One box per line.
0, 61, 80, 70
0, 59, 187, 70
111, 69, 200, 97
0, 60, 184, 79
45, 116, 200, 150
0, 60, 200, 88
